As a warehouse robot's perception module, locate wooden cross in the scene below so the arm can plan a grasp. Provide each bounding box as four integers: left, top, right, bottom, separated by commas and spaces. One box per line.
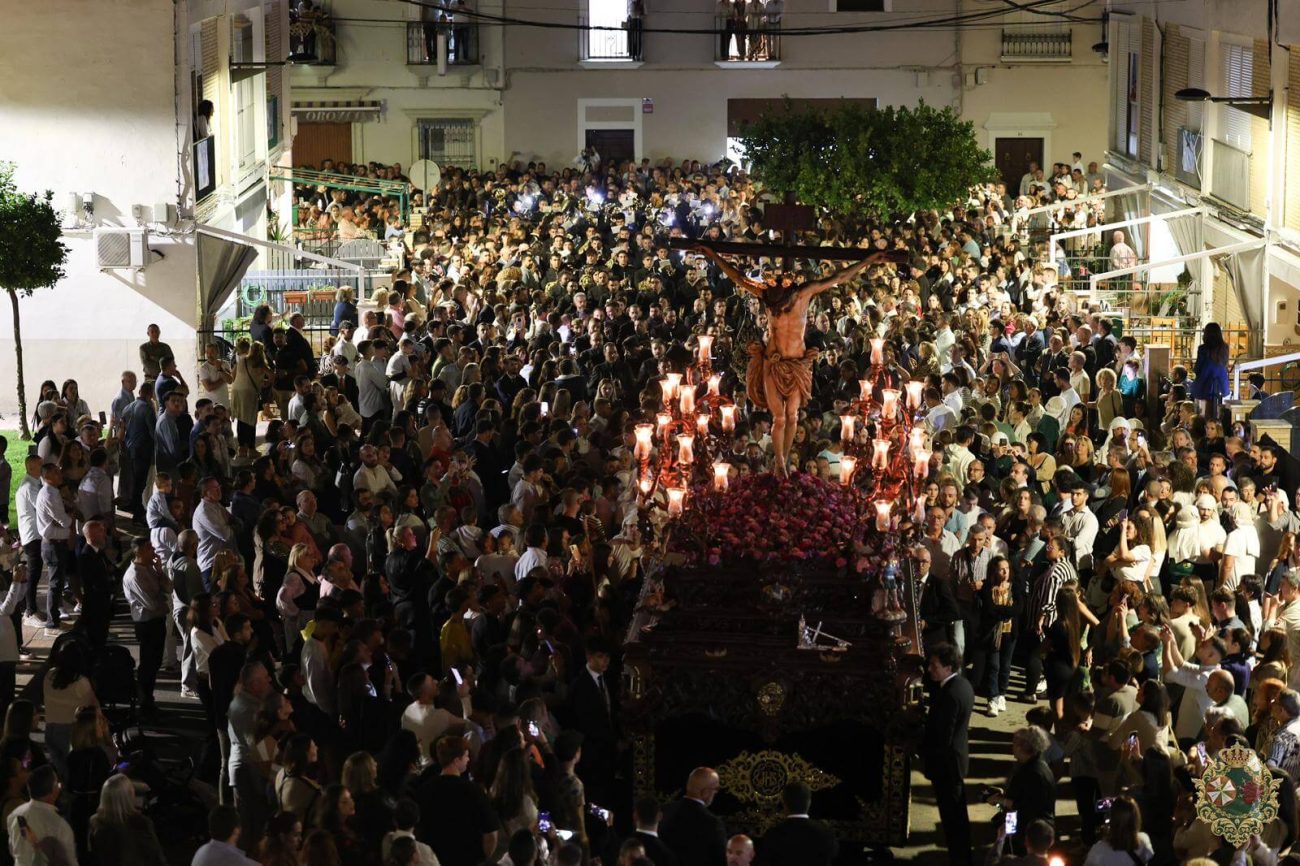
668, 191, 885, 267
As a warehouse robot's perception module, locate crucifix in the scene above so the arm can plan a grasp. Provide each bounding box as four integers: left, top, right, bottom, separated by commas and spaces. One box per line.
667, 192, 908, 477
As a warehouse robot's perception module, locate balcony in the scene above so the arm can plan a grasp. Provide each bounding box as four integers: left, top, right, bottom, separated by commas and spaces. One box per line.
289, 11, 336, 65
578, 14, 642, 65
714, 16, 780, 65
406, 21, 480, 66
1000, 28, 1071, 62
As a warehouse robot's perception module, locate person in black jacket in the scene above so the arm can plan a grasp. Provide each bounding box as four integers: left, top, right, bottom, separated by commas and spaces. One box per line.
986, 726, 1057, 854
915, 547, 959, 654
659, 767, 727, 866
614, 796, 678, 866
568, 636, 619, 808
972, 555, 1021, 718
75, 521, 115, 649
921, 642, 974, 866
756, 782, 838, 866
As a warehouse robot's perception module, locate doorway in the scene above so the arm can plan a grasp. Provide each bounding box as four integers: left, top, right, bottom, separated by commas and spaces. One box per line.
585, 129, 635, 166
994, 137, 1044, 195
293, 121, 353, 168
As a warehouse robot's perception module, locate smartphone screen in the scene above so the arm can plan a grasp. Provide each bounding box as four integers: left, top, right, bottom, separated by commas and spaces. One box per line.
1125, 732, 1138, 750
451, 668, 463, 686
1095, 797, 1114, 813
556, 829, 574, 841
1003, 810, 1018, 835
538, 812, 552, 833
528, 721, 540, 737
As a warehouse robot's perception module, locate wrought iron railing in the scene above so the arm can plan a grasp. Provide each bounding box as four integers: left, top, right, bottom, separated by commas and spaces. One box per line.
714, 15, 780, 61
406, 21, 479, 65
289, 12, 336, 65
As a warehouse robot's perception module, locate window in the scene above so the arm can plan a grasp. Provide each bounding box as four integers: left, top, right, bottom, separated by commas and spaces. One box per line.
583, 0, 630, 60
417, 118, 477, 168
236, 75, 258, 169
830, 0, 888, 10
1109, 20, 1140, 158
1220, 41, 1253, 151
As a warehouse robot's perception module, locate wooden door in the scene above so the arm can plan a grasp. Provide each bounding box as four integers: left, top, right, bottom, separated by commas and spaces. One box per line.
585, 129, 635, 166
294, 121, 353, 168
994, 137, 1044, 195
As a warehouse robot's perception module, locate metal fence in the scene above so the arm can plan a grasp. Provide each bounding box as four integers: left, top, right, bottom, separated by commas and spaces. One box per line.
715, 16, 780, 61
406, 21, 479, 65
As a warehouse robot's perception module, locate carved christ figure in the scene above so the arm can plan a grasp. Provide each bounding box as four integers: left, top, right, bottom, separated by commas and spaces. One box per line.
693, 246, 904, 476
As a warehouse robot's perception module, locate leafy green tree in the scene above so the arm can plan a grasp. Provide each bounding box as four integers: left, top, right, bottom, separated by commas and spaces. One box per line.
0, 163, 69, 439
737, 100, 998, 220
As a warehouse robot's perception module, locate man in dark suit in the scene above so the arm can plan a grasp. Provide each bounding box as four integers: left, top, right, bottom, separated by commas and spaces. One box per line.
660, 767, 727, 866
915, 547, 959, 654
609, 796, 677, 866
75, 520, 115, 648
756, 782, 838, 866
921, 642, 974, 866
279, 312, 316, 377
569, 636, 619, 807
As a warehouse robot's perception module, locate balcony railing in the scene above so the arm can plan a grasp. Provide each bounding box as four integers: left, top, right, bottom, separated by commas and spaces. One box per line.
406, 21, 479, 65
289, 13, 336, 65
194, 135, 217, 202
715, 16, 780, 62
579, 15, 634, 61
1000, 28, 1071, 61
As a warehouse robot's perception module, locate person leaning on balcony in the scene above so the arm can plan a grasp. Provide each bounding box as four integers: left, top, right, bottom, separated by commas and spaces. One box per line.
745, 0, 763, 58
194, 99, 214, 141
763, 0, 783, 58
716, 0, 734, 58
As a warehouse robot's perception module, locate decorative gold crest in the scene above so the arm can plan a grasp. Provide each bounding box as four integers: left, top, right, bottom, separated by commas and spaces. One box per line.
1192, 744, 1281, 847
716, 750, 842, 805
757, 682, 787, 716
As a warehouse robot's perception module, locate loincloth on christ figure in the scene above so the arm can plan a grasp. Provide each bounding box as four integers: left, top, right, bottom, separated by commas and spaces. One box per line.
746, 342, 818, 410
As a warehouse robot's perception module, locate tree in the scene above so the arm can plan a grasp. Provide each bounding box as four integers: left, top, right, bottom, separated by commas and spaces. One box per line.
0, 163, 69, 439
736, 100, 998, 221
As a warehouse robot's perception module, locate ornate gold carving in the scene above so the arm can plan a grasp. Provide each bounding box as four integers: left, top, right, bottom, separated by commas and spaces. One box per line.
1192, 744, 1281, 847
756, 682, 787, 716
716, 750, 842, 805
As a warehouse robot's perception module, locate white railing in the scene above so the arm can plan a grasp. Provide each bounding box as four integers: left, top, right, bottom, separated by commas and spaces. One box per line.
1234, 350, 1300, 399
1048, 206, 1204, 264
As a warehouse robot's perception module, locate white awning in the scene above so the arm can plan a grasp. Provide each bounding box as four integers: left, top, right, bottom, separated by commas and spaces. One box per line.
290, 100, 383, 122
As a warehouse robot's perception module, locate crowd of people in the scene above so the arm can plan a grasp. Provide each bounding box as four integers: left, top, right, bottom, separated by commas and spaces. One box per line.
0, 148, 1272, 866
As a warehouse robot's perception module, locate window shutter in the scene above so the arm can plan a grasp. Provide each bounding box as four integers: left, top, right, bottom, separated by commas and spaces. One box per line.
1220, 42, 1252, 151
1111, 20, 1132, 153
1287, 49, 1300, 230
1140, 18, 1155, 163
265, 2, 282, 116
1187, 37, 1205, 131
201, 17, 219, 102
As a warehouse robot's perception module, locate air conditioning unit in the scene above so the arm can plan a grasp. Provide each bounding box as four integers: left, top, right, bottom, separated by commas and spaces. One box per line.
95, 228, 150, 270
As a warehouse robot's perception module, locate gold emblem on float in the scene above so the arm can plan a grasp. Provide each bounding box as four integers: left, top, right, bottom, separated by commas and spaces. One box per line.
717, 750, 841, 805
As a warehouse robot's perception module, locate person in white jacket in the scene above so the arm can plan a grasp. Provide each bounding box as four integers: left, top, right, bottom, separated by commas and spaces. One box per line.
0, 564, 29, 718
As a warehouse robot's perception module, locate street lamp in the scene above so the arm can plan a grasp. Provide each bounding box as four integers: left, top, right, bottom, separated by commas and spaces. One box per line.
1174, 87, 1273, 120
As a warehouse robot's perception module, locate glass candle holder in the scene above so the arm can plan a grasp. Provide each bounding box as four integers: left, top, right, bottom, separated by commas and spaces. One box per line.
713, 462, 731, 492
839, 455, 857, 486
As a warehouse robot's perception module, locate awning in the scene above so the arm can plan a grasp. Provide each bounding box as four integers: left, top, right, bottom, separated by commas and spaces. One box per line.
291, 100, 383, 123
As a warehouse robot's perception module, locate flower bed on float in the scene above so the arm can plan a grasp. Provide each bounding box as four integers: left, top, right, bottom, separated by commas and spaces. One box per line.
676, 472, 881, 564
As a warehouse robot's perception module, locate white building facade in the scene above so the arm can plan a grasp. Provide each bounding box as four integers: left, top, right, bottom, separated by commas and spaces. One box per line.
0, 0, 293, 420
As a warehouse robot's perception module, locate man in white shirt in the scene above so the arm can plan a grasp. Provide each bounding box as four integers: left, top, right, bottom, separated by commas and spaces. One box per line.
924, 388, 958, 433
1109, 229, 1137, 271
193, 477, 236, 579
514, 524, 550, 582
353, 445, 399, 497
198, 342, 234, 408
401, 672, 469, 760
35, 464, 74, 629
1060, 481, 1099, 572
387, 338, 417, 409
15, 456, 44, 627
7, 765, 76, 866
356, 341, 392, 426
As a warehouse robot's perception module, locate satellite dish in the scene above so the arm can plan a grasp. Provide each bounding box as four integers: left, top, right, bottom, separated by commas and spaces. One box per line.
408, 160, 442, 193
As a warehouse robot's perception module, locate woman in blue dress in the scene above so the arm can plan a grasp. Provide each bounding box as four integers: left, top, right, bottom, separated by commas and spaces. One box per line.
1191, 322, 1230, 422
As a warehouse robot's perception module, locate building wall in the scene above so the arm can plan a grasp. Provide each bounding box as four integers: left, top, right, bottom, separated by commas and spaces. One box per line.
957, 21, 1110, 169
0, 0, 198, 421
